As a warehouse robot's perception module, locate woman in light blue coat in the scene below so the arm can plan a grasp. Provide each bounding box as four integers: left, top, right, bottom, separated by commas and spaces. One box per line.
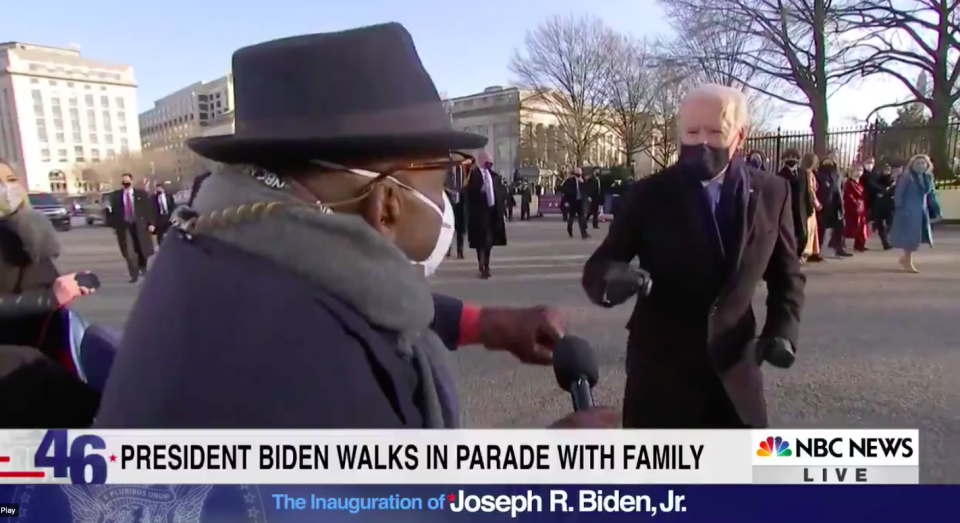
889, 154, 942, 273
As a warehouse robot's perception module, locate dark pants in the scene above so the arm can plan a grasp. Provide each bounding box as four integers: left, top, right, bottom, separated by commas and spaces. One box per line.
520, 200, 530, 220
560, 199, 568, 221
588, 200, 601, 228
566, 200, 588, 238
121, 222, 148, 278
817, 214, 846, 254
476, 246, 492, 275
873, 215, 891, 249
452, 201, 465, 257
506, 204, 514, 221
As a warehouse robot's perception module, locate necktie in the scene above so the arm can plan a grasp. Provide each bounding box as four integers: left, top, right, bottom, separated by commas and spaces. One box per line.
159, 195, 167, 215
124, 191, 134, 221
575, 179, 581, 200
706, 180, 722, 216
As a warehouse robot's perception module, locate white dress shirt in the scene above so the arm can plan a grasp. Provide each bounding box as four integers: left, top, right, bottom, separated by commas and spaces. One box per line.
481, 169, 495, 207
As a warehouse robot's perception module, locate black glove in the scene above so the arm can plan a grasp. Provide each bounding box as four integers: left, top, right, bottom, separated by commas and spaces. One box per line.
600, 263, 652, 308
756, 337, 796, 369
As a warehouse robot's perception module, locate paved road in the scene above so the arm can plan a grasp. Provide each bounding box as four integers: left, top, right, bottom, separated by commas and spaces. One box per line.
57, 217, 960, 482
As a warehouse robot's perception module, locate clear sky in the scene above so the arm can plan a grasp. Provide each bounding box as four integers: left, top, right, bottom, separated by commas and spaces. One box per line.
3, 0, 911, 131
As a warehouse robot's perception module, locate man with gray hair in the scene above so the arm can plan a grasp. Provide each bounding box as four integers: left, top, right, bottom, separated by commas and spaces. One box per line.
583, 84, 805, 428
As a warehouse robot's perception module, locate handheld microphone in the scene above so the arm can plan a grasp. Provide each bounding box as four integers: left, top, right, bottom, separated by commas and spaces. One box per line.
552, 335, 600, 412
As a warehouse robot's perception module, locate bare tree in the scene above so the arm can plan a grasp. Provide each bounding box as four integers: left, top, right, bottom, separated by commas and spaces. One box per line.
659, 0, 865, 155
647, 67, 689, 170
602, 34, 658, 165
842, 0, 959, 174
510, 14, 614, 166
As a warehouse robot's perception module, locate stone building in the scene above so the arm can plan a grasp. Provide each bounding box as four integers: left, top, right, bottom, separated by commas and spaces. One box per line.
445, 86, 654, 181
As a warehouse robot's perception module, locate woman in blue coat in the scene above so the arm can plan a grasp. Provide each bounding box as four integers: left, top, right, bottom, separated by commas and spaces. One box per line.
890, 154, 942, 273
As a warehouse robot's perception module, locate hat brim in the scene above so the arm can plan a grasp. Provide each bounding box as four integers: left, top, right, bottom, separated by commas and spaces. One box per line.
187, 131, 488, 165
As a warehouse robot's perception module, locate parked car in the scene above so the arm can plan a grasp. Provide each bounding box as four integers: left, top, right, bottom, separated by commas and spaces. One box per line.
28, 192, 72, 231
82, 192, 110, 226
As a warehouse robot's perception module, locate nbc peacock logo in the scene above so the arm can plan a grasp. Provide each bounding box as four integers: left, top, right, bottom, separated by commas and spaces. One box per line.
757, 436, 793, 457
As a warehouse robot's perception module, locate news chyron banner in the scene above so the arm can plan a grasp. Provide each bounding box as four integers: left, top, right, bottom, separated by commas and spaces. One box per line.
0, 429, 917, 485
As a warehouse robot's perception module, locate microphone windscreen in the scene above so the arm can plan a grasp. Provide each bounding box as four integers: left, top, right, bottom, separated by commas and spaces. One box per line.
552, 335, 599, 392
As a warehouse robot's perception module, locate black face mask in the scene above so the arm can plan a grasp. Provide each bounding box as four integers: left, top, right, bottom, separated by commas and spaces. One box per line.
679, 144, 730, 180
122, 181, 132, 188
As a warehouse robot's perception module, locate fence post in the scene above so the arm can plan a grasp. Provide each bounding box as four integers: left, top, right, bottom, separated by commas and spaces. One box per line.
775, 127, 782, 169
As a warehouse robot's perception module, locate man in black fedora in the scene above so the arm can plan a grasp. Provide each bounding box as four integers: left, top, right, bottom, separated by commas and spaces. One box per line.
96, 23, 617, 430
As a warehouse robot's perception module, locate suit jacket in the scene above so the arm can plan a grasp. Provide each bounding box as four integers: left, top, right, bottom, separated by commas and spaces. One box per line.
106, 188, 156, 258
582, 156, 805, 427
153, 193, 176, 229
464, 167, 507, 248
561, 176, 583, 202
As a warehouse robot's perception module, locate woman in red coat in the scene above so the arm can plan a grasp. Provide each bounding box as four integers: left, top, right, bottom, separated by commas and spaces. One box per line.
843, 164, 870, 252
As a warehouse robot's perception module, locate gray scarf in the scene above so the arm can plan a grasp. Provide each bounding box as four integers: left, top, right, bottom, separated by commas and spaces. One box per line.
191, 169, 459, 428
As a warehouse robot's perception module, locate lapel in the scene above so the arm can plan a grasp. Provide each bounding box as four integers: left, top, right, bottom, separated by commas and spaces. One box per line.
719, 157, 759, 295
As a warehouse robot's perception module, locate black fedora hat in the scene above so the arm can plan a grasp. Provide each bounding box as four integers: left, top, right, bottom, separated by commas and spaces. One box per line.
187, 23, 486, 164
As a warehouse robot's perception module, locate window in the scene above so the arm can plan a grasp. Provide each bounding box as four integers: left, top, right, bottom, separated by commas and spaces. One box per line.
91, 148, 100, 161
69, 107, 80, 121
38, 128, 48, 143
115, 97, 124, 109
120, 137, 128, 147
56, 132, 65, 143
57, 149, 68, 162
84, 85, 91, 90
48, 80, 57, 86
100, 95, 109, 106
117, 111, 126, 121
32, 90, 42, 103
67, 82, 74, 88
100, 86, 107, 91
52, 106, 62, 118
68, 97, 77, 107
41, 149, 50, 162
72, 132, 82, 143
87, 110, 97, 130
120, 145, 129, 154
102, 111, 111, 124
30, 78, 39, 84
33, 104, 44, 117
54, 119, 64, 131
89, 133, 98, 144
75, 146, 85, 162
51, 97, 61, 107
105, 134, 114, 144
84, 94, 94, 106
106, 148, 115, 157
119, 124, 127, 133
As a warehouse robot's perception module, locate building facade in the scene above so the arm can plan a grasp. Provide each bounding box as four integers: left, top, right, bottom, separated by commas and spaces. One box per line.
0, 42, 141, 193
445, 86, 653, 181
138, 74, 233, 178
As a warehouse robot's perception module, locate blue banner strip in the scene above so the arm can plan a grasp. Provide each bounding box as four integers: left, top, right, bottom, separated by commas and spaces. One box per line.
2, 484, 955, 522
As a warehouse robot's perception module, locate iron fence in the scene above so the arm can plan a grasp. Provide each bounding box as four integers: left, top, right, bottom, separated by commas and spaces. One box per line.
743, 121, 960, 189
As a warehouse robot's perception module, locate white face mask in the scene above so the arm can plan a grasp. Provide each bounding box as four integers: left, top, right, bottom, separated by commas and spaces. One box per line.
0, 182, 25, 218
310, 160, 453, 277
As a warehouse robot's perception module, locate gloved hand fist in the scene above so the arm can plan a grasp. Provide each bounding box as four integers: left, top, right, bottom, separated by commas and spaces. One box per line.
756, 337, 796, 369
601, 263, 652, 308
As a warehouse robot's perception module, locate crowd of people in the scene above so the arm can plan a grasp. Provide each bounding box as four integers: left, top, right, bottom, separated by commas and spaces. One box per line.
755, 149, 943, 273
0, 22, 949, 432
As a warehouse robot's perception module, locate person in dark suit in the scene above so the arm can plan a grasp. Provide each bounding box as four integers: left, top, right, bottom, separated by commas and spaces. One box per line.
95, 24, 615, 430
152, 184, 177, 245
774, 148, 809, 257
582, 84, 805, 428
816, 157, 850, 258
585, 169, 603, 229
444, 163, 467, 259
561, 167, 589, 239
465, 152, 507, 279
106, 173, 155, 283
519, 180, 532, 220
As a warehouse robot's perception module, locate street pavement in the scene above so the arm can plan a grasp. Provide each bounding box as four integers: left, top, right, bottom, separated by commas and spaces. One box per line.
56, 216, 960, 482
